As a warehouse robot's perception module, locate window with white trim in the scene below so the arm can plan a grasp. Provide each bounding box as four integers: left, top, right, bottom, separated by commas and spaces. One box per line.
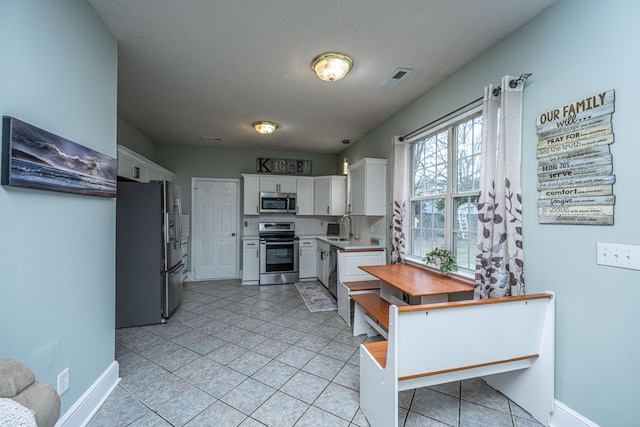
408, 108, 482, 273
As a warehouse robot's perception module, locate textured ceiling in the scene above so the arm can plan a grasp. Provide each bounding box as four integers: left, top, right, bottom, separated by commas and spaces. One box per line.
88, 0, 556, 154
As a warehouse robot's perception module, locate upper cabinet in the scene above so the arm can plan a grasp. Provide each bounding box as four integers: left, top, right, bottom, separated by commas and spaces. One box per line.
348, 158, 387, 216
259, 176, 297, 193
242, 174, 260, 215
295, 177, 314, 215
243, 173, 315, 216
242, 173, 345, 217
314, 175, 347, 216
117, 145, 174, 182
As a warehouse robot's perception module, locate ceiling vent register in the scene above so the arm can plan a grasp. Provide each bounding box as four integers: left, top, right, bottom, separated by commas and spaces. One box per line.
382, 67, 412, 88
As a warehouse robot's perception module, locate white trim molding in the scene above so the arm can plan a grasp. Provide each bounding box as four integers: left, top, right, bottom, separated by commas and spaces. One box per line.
551, 400, 601, 427
55, 361, 120, 427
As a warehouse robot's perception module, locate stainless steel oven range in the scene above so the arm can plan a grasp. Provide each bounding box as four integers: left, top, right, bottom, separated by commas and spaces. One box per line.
259, 222, 299, 285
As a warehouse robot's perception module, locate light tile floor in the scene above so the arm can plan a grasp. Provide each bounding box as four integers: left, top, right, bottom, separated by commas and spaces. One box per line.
88, 279, 543, 427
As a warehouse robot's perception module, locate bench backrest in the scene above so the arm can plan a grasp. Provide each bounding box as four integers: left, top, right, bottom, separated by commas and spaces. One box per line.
389, 293, 554, 380
338, 250, 386, 283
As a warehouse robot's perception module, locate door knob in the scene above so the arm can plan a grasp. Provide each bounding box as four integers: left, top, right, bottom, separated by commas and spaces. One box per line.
231, 233, 236, 236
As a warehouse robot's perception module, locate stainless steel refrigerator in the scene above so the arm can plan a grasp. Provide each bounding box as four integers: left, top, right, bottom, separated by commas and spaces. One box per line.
116, 180, 184, 328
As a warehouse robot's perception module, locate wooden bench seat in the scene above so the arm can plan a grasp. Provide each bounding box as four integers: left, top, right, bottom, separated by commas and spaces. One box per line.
350, 293, 390, 328
362, 341, 388, 368
338, 281, 382, 328
359, 292, 555, 427
338, 281, 382, 329
343, 280, 380, 292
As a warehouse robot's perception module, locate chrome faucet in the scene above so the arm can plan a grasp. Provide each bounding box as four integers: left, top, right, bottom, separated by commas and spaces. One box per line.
341, 214, 353, 240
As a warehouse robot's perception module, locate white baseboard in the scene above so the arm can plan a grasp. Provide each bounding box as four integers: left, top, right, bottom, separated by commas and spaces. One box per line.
55, 361, 120, 427
551, 400, 600, 427
50, 362, 599, 427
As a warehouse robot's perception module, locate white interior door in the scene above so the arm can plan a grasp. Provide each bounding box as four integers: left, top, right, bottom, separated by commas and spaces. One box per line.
192, 178, 239, 280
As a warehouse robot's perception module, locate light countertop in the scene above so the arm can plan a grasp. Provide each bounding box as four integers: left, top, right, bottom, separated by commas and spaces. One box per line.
313, 236, 385, 250
243, 234, 385, 250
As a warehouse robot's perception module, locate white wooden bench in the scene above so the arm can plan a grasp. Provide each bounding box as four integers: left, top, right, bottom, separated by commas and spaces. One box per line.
338, 280, 381, 326
359, 292, 555, 427
336, 248, 386, 326
351, 293, 390, 338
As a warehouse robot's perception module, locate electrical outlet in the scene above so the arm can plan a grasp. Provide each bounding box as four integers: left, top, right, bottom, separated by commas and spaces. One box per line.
596, 243, 640, 270
57, 368, 69, 395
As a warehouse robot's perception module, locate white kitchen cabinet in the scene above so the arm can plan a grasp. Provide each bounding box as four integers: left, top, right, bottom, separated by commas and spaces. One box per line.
348, 158, 387, 216
117, 151, 143, 180
147, 164, 172, 182
316, 240, 331, 287
295, 177, 314, 215
242, 238, 260, 285
117, 145, 174, 182
259, 176, 297, 193
242, 174, 260, 215
298, 238, 317, 279
313, 175, 346, 216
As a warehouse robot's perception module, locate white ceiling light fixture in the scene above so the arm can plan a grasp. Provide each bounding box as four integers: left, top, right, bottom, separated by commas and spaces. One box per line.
252, 121, 278, 135
311, 52, 353, 82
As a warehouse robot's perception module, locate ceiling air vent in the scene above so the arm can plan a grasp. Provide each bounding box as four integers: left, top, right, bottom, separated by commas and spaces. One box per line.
382, 67, 412, 88
202, 136, 223, 141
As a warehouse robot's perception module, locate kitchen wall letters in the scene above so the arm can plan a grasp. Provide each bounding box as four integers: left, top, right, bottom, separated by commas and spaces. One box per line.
536, 90, 615, 225
256, 157, 312, 175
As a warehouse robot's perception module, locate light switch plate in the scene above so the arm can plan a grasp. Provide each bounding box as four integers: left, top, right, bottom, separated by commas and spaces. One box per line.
57, 368, 69, 395
596, 243, 640, 270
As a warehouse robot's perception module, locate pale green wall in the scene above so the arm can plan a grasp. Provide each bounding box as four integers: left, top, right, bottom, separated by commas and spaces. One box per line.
115, 136, 340, 216
0, 0, 117, 416
153, 144, 339, 215
341, 1, 640, 425
114, 1, 640, 423
117, 117, 156, 160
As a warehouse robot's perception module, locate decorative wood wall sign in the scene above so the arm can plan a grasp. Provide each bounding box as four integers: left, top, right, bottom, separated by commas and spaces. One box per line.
535, 90, 615, 225
256, 157, 312, 175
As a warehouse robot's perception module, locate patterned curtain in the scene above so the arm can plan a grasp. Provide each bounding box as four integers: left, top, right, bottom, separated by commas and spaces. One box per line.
475, 75, 525, 299
391, 136, 410, 264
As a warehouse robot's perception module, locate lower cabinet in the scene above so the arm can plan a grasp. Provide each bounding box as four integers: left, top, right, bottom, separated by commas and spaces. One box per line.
299, 238, 317, 279
242, 239, 259, 285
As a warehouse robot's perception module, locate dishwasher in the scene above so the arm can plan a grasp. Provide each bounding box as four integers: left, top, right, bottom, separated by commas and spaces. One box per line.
328, 244, 338, 297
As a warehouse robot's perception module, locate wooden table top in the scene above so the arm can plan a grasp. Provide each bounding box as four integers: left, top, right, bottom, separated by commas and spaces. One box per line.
359, 264, 474, 297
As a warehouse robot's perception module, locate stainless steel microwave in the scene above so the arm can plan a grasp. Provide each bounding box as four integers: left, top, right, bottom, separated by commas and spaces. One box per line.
259, 192, 296, 214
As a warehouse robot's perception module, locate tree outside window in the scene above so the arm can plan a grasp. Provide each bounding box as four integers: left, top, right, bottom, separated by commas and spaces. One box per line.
409, 110, 482, 273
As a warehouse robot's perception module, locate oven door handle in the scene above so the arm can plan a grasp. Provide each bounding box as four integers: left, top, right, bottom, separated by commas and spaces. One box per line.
260, 240, 296, 246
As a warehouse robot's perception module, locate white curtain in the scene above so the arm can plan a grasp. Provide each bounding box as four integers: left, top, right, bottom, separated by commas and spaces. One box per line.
391, 136, 410, 264
475, 75, 525, 299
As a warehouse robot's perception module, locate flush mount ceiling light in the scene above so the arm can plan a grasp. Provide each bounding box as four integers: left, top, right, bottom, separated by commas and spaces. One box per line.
311, 52, 353, 82
252, 121, 278, 135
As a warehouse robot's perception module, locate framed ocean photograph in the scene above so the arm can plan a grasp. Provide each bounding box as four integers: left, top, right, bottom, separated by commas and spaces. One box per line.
1, 117, 117, 198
